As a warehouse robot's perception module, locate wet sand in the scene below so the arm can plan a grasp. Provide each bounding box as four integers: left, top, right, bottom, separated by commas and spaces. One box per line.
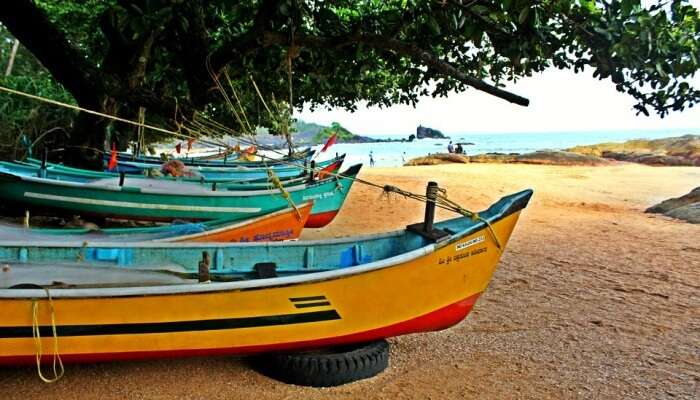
1, 163, 699, 399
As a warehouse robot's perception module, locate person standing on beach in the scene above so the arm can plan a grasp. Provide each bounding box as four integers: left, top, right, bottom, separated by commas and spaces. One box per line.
447, 141, 454, 153
369, 150, 375, 167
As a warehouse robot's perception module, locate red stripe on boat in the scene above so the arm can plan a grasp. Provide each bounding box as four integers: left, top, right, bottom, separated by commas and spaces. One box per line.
304, 210, 339, 228
0, 293, 480, 366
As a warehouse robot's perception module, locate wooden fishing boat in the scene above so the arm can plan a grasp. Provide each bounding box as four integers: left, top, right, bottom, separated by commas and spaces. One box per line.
111, 147, 315, 167
0, 164, 361, 227
4, 154, 346, 187
111, 153, 335, 180
0, 203, 312, 243
0, 189, 532, 365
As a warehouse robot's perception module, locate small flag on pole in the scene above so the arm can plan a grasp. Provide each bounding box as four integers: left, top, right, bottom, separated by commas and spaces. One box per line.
187, 138, 195, 152
175, 142, 182, 154
107, 143, 118, 171
321, 133, 337, 153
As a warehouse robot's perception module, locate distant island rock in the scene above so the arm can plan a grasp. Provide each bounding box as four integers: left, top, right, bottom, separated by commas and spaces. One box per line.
646, 187, 700, 224
415, 125, 448, 139
252, 120, 404, 148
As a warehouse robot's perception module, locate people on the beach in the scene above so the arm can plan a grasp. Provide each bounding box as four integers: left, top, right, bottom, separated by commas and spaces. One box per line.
447, 141, 454, 153
369, 150, 375, 167
401, 152, 406, 162
455, 143, 464, 154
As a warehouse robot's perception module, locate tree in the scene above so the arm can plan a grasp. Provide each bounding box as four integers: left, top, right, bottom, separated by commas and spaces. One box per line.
0, 0, 698, 168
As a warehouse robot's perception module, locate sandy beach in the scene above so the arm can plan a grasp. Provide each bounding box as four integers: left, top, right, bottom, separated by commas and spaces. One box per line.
1, 163, 698, 399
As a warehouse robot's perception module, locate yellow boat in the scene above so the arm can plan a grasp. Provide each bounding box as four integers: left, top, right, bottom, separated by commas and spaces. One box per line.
0, 189, 531, 365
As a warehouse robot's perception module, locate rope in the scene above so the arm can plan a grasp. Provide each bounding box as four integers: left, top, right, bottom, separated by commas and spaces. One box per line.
382, 185, 503, 251
0, 84, 500, 241
32, 287, 64, 383
266, 168, 301, 220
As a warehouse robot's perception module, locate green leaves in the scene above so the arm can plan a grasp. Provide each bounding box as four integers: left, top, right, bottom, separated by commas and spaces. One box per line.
3, 0, 699, 142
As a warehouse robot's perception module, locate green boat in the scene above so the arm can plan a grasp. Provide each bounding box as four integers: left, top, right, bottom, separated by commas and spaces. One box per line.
0, 164, 362, 227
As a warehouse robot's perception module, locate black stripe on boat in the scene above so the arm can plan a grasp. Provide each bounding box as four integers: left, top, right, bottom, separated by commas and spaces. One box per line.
289, 295, 326, 302
293, 301, 331, 309
0, 310, 341, 339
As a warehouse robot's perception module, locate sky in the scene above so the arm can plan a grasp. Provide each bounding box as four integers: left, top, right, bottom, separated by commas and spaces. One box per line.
299, 0, 700, 137
298, 67, 700, 136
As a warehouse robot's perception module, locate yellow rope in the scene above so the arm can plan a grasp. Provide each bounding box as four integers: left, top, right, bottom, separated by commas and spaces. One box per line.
32, 287, 64, 383
267, 169, 301, 220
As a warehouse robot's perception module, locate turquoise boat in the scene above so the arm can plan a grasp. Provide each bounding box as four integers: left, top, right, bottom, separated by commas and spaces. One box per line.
110, 154, 337, 180
111, 147, 315, 168
3, 154, 345, 189
0, 164, 362, 227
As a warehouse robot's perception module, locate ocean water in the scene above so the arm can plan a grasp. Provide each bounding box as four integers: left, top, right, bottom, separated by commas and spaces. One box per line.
311, 129, 700, 168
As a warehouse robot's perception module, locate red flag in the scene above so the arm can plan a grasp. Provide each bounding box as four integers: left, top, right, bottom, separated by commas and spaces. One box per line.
107, 143, 118, 171
187, 138, 195, 152
321, 133, 337, 152
175, 142, 182, 154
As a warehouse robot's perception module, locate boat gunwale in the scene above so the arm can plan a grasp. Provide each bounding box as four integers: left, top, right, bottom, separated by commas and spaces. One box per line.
0, 189, 532, 299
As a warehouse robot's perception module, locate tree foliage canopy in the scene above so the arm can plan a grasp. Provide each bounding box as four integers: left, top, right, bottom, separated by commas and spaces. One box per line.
0, 0, 698, 164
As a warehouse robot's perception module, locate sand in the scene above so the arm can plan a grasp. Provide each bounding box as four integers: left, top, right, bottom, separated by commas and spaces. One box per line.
1, 163, 699, 399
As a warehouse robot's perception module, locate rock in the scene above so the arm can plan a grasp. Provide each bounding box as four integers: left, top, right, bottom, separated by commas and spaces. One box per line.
646, 187, 700, 213
646, 187, 700, 223
405, 150, 609, 166
471, 151, 609, 166
665, 203, 700, 224
416, 125, 448, 139
568, 135, 700, 166
404, 153, 469, 166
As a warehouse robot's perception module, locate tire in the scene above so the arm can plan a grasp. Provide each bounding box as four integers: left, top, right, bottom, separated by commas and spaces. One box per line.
252, 340, 390, 387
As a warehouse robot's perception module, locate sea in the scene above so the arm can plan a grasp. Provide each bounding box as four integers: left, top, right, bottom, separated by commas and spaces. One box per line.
308, 129, 700, 168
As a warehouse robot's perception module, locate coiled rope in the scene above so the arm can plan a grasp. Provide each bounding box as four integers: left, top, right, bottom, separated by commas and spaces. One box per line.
32, 287, 64, 383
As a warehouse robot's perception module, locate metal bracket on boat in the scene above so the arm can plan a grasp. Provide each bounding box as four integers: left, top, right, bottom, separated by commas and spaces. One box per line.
406, 181, 450, 242
198, 251, 210, 282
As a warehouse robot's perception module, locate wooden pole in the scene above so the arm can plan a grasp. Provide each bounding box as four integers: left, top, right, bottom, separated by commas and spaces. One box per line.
4, 39, 20, 77
423, 182, 438, 233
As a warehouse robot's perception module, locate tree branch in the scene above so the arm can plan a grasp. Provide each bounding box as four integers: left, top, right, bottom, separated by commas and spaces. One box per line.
262, 32, 530, 106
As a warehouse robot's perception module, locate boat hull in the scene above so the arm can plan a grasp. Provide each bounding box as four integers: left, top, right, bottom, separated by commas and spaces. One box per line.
0, 210, 523, 365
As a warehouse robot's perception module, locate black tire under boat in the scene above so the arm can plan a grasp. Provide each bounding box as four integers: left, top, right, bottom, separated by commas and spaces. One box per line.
252, 340, 390, 387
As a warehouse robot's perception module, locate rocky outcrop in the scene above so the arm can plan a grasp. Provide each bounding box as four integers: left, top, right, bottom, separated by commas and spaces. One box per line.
404, 153, 469, 166
646, 187, 700, 223
568, 135, 700, 166
416, 125, 447, 139
405, 150, 609, 166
